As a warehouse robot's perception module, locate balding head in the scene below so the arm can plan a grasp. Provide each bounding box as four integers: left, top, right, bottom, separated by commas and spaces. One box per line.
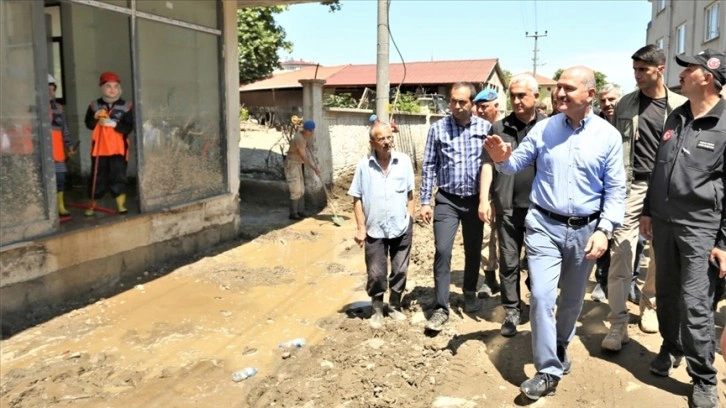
555, 65, 597, 122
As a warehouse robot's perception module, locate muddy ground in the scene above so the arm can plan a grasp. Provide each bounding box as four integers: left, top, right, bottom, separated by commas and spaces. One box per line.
2, 171, 726, 408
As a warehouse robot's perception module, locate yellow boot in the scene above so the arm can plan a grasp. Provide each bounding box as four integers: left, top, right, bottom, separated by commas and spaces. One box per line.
57, 192, 70, 216
84, 201, 95, 217
115, 194, 128, 214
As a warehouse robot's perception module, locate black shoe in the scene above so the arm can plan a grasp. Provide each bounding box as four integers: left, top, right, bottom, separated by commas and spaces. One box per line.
463, 291, 481, 313
628, 281, 642, 305
557, 345, 572, 375
650, 348, 683, 377
289, 213, 302, 220
691, 382, 719, 408
485, 270, 500, 294
501, 309, 520, 337
520, 372, 559, 401
425, 309, 448, 332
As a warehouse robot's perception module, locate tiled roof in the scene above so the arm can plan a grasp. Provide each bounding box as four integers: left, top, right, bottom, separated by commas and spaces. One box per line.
518, 71, 558, 86
326, 59, 499, 86
240, 59, 501, 91
240, 65, 349, 91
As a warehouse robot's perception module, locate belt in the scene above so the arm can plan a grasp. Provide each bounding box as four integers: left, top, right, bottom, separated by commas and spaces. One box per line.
439, 190, 477, 200
534, 204, 600, 227
633, 172, 651, 182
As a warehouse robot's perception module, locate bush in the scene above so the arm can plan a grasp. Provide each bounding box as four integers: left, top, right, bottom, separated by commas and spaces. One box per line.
393, 92, 421, 114
240, 106, 250, 121
324, 93, 357, 108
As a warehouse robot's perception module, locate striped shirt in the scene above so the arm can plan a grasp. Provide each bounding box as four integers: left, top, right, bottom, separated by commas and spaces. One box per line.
420, 115, 491, 205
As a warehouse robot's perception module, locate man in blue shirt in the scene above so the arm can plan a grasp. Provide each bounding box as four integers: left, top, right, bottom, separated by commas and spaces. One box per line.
420, 82, 491, 331
485, 66, 626, 401
349, 122, 415, 330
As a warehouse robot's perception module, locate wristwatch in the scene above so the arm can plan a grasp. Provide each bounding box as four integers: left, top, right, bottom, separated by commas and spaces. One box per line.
596, 227, 613, 240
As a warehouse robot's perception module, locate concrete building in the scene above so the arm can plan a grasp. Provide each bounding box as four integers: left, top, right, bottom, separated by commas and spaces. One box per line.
646, 0, 725, 93
0, 0, 322, 334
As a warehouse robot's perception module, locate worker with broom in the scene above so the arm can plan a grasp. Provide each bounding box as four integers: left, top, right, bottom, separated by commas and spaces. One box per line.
348, 122, 415, 329
284, 119, 320, 220
83, 71, 134, 216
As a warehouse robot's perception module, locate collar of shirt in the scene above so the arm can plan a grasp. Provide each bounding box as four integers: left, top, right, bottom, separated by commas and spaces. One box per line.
563, 110, 594, 131
368, 151, 400, 171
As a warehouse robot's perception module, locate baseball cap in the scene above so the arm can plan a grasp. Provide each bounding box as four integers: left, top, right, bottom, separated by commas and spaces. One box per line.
369, 114, 377, 123
99, 71, 121, 86
675, 48, 726, 85
473, 89, 498, 103
302, 120, 316, 131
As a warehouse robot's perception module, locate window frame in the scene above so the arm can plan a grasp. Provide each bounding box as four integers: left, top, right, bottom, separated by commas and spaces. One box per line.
657, 0, 666, 13
676, 23, 686, 55
704, 1, 720, 42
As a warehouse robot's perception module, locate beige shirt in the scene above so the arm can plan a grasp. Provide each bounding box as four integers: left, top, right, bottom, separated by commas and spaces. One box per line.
286, 131, 306, 164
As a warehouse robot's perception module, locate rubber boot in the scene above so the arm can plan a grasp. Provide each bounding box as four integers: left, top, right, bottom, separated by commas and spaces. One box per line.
387, 291, 406, 321
115, 194, 128, 214
84, 201, 96, 217
370, 297, 384, 329
57, 192, 70, 216
289, 199, 302, 220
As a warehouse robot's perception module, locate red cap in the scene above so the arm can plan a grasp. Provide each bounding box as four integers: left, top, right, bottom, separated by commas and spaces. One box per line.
99, 71, 121, 86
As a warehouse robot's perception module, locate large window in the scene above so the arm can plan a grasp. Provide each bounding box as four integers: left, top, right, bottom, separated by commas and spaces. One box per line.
0, 0, 53, 243
705, 2, 720, 42
137, 19, 224, 210
676, 23, 686, 55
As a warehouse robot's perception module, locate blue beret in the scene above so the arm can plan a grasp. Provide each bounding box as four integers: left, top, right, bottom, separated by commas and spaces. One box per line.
369, 114, 377, 123
473, 89, 498, 103
302, 120, 316, 131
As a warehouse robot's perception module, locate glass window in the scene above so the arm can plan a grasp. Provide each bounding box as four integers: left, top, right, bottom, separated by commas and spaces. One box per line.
0, 0, 50, 237
658, 0, 665, 12
137, 19, 224, 210
705, 2, 720, 42
676, 23, 686, 55
656, 38, 664, 49
137, 0, 218, 29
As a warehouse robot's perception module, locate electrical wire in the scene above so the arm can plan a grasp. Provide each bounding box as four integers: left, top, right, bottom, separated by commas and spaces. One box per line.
386, 0, 406, 121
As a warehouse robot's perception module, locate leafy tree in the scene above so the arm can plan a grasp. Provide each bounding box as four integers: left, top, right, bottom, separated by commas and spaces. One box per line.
393, 92, 421, 114
501, 69, 512, 87
237, 7, 292, 84
323, 93, 357, 108
552, 68, 608, 91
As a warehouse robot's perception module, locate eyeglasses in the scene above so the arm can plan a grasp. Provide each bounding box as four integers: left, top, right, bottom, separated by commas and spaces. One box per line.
375, 135, 393, 143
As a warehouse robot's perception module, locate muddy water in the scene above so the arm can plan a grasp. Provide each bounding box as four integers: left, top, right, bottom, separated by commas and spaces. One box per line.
0, 217, 368, 407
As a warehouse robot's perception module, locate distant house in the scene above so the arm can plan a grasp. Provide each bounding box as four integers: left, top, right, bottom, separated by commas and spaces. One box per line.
240, 58, 509, 121
275, 58, 320, 73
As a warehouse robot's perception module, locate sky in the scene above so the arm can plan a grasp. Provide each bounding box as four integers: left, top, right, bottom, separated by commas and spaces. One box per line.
276, 0, 654, 93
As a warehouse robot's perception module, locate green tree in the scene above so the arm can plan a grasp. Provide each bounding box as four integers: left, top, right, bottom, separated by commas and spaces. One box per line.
552, 68, 608, 91
237, 7, 292, 84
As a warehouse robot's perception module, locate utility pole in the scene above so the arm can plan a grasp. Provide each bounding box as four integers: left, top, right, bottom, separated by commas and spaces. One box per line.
376, 0, 389, 122
525, 30, 547, 76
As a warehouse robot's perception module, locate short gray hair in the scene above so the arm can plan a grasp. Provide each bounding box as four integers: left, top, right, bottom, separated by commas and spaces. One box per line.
369, 122, 392, 140
509, 74, 539, 94
599, 83, 622, 98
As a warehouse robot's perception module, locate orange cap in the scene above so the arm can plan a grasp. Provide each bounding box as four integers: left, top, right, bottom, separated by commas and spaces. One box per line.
99, 71, 121, 86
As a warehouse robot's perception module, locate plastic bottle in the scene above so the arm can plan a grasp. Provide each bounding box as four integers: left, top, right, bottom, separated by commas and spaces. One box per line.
278, 337, 306, 349
231, 367, 258, 382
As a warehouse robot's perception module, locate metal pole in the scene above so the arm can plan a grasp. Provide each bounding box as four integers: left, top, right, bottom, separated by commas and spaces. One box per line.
526, 30, 547, 77
375, 0, 389, 121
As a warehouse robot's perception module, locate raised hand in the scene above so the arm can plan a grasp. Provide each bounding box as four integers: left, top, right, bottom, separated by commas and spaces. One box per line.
483, 135, 512, 163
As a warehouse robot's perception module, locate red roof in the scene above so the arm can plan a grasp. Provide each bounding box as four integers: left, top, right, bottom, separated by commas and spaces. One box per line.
240, 59, 501, 91
240, 65, 349, 91
326, 59, 499, 86
518, 71, 558, 86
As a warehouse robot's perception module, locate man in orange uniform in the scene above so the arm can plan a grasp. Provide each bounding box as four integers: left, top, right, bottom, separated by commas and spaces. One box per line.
83, 71, 134, 216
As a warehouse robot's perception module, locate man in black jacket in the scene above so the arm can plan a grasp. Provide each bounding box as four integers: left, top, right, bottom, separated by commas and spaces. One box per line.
640, 49, 726, 408
480, 73, 546, 337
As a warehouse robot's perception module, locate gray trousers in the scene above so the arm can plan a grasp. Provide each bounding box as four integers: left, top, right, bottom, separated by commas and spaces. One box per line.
652, 218, 718, 385
497, 208, 529, 311
433, 190, 484, 313
365, 217, 413, 299
526, 206, 597, 378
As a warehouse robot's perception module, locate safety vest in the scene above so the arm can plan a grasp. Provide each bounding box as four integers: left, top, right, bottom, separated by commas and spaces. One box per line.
50, 100, 66, 162
89, 99, 132, 159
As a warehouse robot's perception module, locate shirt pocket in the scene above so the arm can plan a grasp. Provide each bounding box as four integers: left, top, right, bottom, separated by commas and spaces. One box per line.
393, 176, 408, 193
682, 137, 720, 173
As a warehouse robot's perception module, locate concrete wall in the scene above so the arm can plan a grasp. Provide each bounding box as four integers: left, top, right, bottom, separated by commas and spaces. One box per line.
323, 108, 443, 179
647, 0, 726, 90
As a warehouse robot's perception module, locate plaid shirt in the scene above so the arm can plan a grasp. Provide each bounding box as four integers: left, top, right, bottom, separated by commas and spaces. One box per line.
420, 115, 490, 205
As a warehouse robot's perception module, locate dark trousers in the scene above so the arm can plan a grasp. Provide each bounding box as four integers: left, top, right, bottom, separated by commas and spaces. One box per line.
433, 190, 483, 313
365, 217, 413, 299
497, 207, 528, 310
652, 218, 718, 385
89, 155, 127, 199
